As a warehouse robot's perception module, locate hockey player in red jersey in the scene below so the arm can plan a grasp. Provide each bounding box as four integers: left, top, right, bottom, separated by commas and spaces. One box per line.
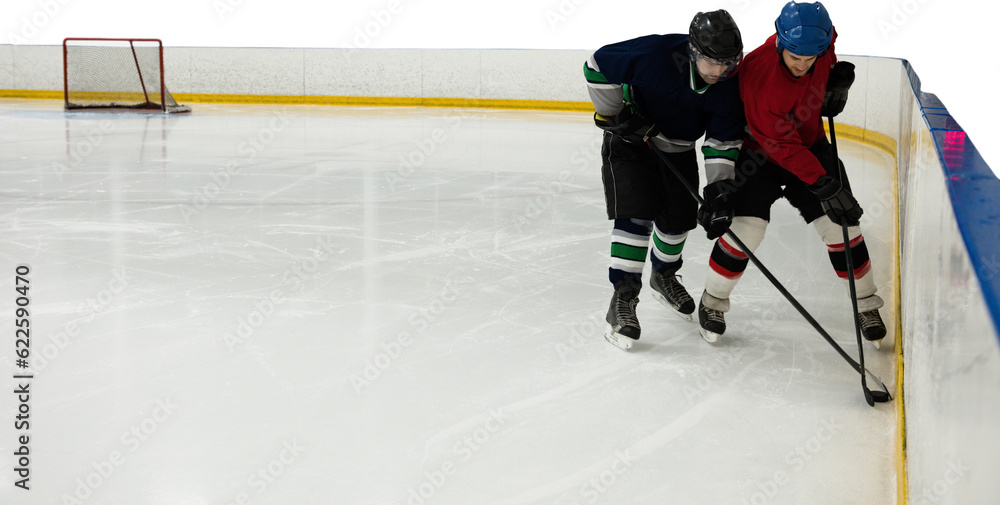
697, 1, 888, 345
584, 10, 746, 350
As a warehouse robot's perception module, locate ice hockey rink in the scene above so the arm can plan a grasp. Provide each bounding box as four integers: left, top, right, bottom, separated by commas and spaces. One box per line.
0, 99, 899, 505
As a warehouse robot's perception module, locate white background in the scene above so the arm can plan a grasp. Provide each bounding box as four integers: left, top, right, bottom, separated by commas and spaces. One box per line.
2, 0, 998, 177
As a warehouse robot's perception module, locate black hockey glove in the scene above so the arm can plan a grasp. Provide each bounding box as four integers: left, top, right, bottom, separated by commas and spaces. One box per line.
698, 181, 735, 240
821, 61, 856, 118
809, 174, 863, 226
594, 107, 659, 144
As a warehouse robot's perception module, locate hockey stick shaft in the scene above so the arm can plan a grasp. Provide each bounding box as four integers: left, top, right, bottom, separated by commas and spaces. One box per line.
828, 117, 891, 405
842, 215, 875, 405
645, 139, 890, 392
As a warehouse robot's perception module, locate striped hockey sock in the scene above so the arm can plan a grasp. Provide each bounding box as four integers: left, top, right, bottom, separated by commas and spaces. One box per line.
649, 224, 687, 275
609, 218, 652, 287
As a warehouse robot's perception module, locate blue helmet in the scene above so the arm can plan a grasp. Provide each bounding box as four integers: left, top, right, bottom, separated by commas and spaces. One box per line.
775, 1, 832, 56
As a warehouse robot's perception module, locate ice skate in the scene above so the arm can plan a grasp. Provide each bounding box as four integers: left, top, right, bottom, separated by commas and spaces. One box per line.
855, 295, 887, 349
604, 282, 641, 351
650, 271, 695, 321
858, 309, 887, 349
697, 298, 726, 344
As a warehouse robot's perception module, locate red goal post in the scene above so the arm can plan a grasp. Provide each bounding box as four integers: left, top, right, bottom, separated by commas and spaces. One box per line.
63, 38, 190, 113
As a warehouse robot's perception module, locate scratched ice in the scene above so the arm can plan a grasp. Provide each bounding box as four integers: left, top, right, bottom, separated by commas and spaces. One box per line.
0, 100, 896, 505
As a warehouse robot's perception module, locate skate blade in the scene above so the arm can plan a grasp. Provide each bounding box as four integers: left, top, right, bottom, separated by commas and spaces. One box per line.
867, 337, 894, 351
650, 291, 694, 322
698, 327, 720, 344
604, 327, 635, 351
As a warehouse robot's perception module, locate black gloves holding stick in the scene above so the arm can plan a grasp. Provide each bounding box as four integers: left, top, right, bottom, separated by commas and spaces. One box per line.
809, 174, 862, 226
594, 107, 659, 144
698, 181, 734, 239
822, 61, 855, 118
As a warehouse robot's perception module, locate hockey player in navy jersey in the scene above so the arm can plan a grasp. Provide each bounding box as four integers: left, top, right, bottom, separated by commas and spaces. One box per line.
584, 10, 746, 350
697, 1, 888, 346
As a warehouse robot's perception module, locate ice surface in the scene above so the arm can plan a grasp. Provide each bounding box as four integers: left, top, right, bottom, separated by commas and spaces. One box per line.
0, 100, 896, 505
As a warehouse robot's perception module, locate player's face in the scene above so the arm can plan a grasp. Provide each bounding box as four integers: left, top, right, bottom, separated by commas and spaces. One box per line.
781, 50, 818, 77
695, 58, 730, 84
689, 44, 741, 84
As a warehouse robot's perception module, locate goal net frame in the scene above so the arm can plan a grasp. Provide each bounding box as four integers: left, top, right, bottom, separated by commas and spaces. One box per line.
63, 37, 191, 114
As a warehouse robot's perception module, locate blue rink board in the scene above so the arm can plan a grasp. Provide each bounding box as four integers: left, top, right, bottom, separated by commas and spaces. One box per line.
904, 59, 1000, 338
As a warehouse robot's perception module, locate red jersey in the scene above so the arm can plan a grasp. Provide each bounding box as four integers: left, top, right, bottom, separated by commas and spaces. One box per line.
739, 30, 838, 184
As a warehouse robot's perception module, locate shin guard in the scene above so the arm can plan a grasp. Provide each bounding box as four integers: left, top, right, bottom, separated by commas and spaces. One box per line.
812, 215, 877, 299
704, 216, 768, 307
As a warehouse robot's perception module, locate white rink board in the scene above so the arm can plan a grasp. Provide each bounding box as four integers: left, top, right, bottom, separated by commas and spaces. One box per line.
899, 93, 1000, 503
0, 44, 905, 140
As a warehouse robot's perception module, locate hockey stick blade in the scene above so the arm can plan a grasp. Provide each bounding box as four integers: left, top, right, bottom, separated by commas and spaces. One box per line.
863, 366, 892, 403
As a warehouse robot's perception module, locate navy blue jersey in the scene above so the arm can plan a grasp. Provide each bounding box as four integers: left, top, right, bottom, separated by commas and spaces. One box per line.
585, 34, 746, 182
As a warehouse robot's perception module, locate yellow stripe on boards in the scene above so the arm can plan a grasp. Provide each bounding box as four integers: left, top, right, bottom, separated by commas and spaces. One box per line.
172, 93, 596, 112
823, 121, 898, 162
0, 90, 596, 112
0, 89, 63, 100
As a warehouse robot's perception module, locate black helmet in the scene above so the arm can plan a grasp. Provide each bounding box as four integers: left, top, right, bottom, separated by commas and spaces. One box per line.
689, 10, 743, 63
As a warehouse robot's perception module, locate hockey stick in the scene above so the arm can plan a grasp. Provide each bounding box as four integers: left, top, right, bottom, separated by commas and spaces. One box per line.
645, 138, 892, 404
827, 116, 892, 406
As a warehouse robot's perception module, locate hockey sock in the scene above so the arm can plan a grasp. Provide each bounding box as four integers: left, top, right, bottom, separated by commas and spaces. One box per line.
609, 218, 652, 287
704, 216, 768, 306
812, 215, 877, 299
649, 224, 686, 275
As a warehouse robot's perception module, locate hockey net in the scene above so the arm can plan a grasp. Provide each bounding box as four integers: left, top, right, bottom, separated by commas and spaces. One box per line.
63, 38, 190, 113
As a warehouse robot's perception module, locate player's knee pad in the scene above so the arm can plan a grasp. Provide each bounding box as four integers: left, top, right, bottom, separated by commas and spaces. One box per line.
726, 216, 768, 252
812, 215, 860, 245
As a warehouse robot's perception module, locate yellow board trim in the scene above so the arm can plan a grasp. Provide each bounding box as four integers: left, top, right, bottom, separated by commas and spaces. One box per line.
173, 93, 597, 111
894, 159, 907, 505
0, 89, 596, 112
0, 88, 909, 504
0, 89, 63, 100
823, 121, 898, 162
